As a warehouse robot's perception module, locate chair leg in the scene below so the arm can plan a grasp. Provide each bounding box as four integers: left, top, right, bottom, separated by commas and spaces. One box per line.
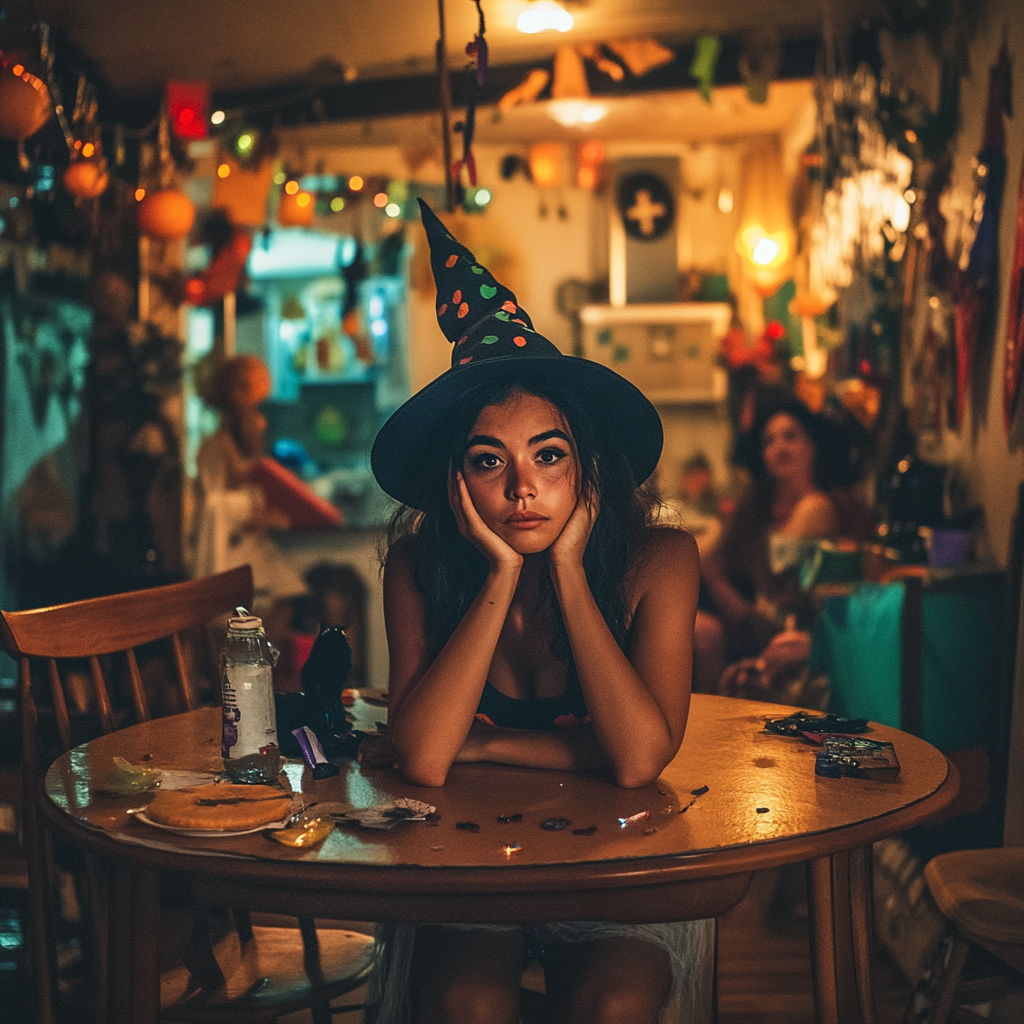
179, 906, 227, 993
232, 907, 255, 943
925, 935, 971, 1024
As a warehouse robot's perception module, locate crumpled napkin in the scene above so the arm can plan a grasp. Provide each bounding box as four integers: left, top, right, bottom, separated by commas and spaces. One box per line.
95, 757, 162, 795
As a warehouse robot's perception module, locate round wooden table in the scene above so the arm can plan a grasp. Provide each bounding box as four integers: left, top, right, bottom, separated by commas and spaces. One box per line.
42, 694, 957, 1024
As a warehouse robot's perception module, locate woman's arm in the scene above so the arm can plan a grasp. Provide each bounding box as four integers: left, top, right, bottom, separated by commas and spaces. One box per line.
550, 524, 699, 788
782, 491, 839, 538
383, 533, 522, 787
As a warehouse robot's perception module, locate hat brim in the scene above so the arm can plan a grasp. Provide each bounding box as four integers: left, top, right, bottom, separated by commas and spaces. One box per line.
371, 354, 663, 510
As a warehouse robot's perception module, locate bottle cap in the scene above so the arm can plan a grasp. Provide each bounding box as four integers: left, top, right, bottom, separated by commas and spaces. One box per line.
228, 607, 264, 633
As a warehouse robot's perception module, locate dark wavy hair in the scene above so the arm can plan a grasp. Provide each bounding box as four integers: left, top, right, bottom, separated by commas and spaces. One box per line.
383, 373, 659, 664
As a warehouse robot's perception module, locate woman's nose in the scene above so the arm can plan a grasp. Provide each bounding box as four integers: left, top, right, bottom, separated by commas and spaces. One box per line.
506, 462, 538, 500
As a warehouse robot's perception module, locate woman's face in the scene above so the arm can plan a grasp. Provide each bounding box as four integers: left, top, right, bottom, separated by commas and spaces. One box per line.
461, 391, 580, 554
761, 412, 816, 486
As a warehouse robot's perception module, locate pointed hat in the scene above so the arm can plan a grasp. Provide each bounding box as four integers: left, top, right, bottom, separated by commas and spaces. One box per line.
371, 199, 662, 509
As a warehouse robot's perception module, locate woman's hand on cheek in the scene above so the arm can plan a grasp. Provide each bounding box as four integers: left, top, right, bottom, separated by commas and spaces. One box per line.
549, 482, 598, 569
449, 470, 523, 572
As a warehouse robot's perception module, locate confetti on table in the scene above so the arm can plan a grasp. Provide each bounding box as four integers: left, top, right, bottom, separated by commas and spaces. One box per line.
571, 826, 597, 836
619, 810, 650, 827
756, 807, 770, 814
643, 828, 658, 836
497, 813, 523, 824
503, 844, 522, 856
691, 785, 710, 796
540, 817, 572, 831
456, 821, 481, 832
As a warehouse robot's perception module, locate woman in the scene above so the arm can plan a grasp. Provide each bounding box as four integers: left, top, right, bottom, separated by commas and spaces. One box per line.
366, 200, 710, 1024
697, 398, 869, 695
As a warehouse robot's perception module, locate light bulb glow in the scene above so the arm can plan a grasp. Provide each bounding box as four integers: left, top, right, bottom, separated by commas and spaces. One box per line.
751, 237, 780, 266
134, 188, 146, 201
210, 110, 225, 125
384, 202, 401, 217
330, 196, 345, 212
236, 133, 254, 153
285, 180, 299, 195
348, 175, 364, 191
217, 163, 231, 178
474, 188, 492, 206
518, 1, 573, 34
373, 192, 388, 208
547, 99, 606, 127
295, 192, 311, 208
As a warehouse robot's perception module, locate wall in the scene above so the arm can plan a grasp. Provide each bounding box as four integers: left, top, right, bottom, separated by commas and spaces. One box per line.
952, 0, 1024, 846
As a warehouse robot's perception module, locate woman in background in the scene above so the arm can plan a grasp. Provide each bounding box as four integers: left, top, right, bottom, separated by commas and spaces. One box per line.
696, 398, 870, 696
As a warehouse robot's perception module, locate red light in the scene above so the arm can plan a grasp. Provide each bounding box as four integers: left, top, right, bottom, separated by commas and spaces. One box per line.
166, 81, 210, 140
860, 359, 872, 376
766, 320, 785, 339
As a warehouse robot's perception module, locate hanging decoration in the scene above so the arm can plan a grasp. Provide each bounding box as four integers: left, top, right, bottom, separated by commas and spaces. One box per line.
182, 211, 253, 306
689, 35, 721, 104
451, 0, 487, 191
138, 109, 195, 239
138, 187, 196, 238
63, 158, 109, 199
0, 45, 51, 168
1003, 157, 1024, 432
807, 66, 913, 294
952, 38, 1011, 429
737, 29, 781, 105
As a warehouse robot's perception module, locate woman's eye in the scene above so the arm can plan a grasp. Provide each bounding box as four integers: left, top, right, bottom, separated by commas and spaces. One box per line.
537, 447, 567, 465
468, 452, 501, 469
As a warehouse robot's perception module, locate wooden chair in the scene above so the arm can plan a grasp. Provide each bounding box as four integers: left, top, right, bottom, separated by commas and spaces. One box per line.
1, 565, 373, 1024
918, 847, 1024, 1024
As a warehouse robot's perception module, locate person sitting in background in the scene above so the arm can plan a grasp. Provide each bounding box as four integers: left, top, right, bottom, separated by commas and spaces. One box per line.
695, 398, 871, 699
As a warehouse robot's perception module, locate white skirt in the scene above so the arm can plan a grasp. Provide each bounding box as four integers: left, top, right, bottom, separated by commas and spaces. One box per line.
367, 918, 715, 1023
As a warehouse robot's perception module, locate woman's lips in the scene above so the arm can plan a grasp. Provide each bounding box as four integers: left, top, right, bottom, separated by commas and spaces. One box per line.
505, 512, 547, 529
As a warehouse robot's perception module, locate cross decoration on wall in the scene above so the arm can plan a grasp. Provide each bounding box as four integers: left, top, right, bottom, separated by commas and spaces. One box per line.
617, 171, 675, 241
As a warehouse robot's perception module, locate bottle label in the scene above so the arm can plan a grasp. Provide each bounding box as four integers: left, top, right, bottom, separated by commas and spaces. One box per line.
222, 663, 278, 759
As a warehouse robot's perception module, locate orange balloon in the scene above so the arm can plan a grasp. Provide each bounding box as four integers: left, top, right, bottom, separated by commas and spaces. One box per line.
138, 189, 196, 239
63, 159, 109, 199
0, 67, 51, 141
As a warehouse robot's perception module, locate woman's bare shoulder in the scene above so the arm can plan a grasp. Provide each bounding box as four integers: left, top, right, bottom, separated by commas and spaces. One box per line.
634, 525, 700, 580
788, 491, 839, 537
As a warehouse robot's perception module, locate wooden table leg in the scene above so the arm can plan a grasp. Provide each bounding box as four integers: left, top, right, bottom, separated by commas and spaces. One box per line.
806, 848, 879, 1024
130, 865, 162, 1024
106, 861, 161, 1024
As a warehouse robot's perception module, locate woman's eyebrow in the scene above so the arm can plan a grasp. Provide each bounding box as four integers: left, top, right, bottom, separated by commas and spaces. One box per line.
529, 429, 571, 445
466, 433, 504, 449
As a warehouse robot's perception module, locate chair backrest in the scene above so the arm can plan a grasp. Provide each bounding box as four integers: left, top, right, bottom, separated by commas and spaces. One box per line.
0, 566, 253, 1024
2, 565, 253, 758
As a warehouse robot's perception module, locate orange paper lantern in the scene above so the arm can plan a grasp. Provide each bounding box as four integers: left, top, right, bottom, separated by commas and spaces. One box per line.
0, 62, 51, 141
277, 190, 314, 227
63, 159, 109, 199
138, 189, 196, 239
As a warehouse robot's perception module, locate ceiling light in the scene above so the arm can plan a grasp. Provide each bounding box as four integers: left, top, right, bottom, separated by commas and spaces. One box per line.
518, 1, 573, 35
547, 99, 606, 127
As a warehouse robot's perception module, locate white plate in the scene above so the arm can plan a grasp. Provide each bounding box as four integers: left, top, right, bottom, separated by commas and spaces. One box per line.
133, 811, 289, 837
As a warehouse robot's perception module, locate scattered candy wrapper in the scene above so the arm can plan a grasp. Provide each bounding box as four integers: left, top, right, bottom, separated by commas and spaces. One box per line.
270, 817, 336, 847
95, 756, 162, 795
332, 798, 436, 830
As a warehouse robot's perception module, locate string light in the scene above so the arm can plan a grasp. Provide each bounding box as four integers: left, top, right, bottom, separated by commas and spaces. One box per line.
330, 196, 345, 212
210, 110, 225, 125
348, 175, 364, 191
284, 180, 299, 195
373, 191, 388, 208
217, 163, 231, 178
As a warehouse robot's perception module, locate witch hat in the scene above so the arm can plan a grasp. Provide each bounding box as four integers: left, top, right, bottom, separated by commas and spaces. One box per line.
371, 199, 662, 509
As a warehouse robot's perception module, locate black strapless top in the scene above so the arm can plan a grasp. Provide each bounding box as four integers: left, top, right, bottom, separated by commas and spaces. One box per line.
475, 680, 589, 731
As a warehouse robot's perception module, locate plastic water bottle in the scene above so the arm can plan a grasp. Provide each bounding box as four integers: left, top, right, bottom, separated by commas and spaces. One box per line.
221, 608, 282, 783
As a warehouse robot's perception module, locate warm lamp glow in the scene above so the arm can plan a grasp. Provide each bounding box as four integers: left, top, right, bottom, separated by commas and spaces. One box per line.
529, 143, 562, 188
738, 225, 790, 269
518, 1, 573, 35
284, 179, 299, 195
217, 163, 231, 178
348, 175, 364, 191
547, 99, 606, 127
373, 192, 388, 208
